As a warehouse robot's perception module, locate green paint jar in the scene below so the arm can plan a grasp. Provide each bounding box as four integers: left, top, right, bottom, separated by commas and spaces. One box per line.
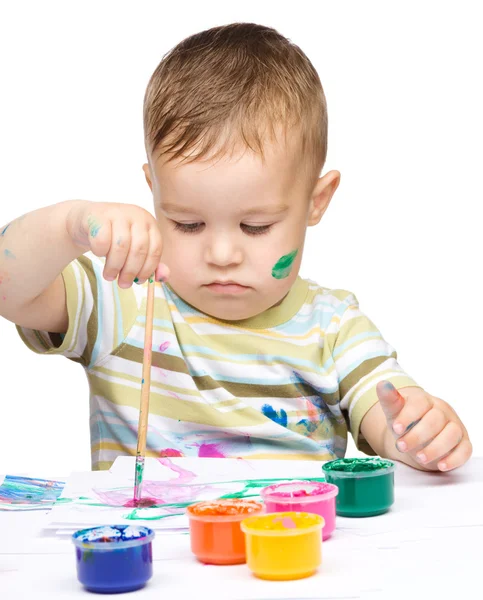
321, 458, 395, 517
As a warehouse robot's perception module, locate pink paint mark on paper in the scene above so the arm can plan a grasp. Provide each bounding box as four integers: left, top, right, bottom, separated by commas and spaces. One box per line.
93, 488, 133, 507
159, 341, 170, 352
197, 443, 226, 458
168, 391, 181, 400
158, 457, 196, 484
159, 448, 184, 458
92, 481, 211, 509
123, 496, 157, 508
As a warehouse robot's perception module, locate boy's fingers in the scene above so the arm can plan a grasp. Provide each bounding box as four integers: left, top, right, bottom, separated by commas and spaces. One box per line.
437, 438, 473, 472
104, 224, 131, 281
395, 407, 447, 453
377, 382, 433, 436
412, 421, 464, 466
118, 222, 150, 288
137, 226, 164, 283
88, 217, 112, 259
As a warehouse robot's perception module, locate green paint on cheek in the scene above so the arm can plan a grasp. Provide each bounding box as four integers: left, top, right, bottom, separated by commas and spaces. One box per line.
271, 249, 298, 279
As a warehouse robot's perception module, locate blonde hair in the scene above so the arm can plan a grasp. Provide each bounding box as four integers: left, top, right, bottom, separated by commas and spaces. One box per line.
143, 23, 328, 183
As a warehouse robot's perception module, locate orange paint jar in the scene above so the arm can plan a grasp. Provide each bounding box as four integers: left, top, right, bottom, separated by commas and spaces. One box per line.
187, 499, 263, 565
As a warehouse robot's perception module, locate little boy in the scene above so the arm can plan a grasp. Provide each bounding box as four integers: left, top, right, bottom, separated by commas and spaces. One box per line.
0, 23, 472, 471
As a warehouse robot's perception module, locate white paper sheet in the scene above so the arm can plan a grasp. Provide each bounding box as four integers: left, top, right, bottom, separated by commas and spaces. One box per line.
45, 457, 326, 532
45, 456, 483, 536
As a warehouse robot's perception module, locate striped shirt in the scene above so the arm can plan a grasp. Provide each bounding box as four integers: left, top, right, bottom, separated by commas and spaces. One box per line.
17, 253, 418, 470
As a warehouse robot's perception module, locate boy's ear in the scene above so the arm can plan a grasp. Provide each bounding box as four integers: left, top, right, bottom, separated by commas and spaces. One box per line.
308, 170, 340, 226
142, 163, 153, 191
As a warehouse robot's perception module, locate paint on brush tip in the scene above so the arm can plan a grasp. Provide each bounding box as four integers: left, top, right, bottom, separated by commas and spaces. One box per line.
133, 457, 145, 502
271, 249, 298, 279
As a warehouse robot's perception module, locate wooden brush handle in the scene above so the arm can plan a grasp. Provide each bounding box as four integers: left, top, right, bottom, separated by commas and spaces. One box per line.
135, 277, 155, 458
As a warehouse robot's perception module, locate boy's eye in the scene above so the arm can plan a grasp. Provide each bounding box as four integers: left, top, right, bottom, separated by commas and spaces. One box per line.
173, 222, 204, 234
241, 224, 272, 235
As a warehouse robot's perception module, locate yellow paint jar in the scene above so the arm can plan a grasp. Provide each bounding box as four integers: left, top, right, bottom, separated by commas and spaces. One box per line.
240, 512, 324, 580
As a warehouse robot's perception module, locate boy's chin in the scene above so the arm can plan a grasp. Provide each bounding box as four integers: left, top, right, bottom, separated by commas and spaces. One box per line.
195, 299, 262, 322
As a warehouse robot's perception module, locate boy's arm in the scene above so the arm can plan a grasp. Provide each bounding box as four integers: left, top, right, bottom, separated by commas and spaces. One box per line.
0, 199, 168, 335
360, 383, 472, 472
0, 201, 87, 333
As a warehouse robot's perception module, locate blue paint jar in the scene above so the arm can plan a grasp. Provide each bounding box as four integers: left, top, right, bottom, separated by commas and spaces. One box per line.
72, 525, 154, 593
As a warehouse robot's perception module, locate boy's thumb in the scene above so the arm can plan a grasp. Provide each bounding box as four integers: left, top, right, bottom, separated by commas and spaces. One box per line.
376, 380, 405, 423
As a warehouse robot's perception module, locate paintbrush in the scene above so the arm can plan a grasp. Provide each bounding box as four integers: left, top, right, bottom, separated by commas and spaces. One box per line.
133, 274, 156, 504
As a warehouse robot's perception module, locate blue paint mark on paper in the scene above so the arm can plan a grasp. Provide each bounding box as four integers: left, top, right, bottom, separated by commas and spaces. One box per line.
0, 475, 65, 510
3, 249, 16, 259
1, 224, 10, 236
261, 404, 288, 428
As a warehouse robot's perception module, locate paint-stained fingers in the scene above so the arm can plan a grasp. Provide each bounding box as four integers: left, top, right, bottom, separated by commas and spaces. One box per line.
395, 407, 448, 453
412, 421, 464, 466
103, 224, 131, 282
135, 224, 164, 284
118, 221, 150, 288
437, 438, 473, 471
87, 214, 112, 259
390, 391, 433, 436
376, 381, 406, 424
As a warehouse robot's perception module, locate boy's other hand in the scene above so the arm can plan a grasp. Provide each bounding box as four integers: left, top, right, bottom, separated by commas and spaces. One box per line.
376, 382, 472, 472
66, 201, 169, 288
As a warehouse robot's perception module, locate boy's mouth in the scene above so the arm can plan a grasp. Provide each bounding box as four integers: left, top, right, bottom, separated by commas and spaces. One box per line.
204, 280, 250, 295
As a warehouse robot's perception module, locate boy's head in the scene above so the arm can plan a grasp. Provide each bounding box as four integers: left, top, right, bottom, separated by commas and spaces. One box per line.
142, 23, 339, 321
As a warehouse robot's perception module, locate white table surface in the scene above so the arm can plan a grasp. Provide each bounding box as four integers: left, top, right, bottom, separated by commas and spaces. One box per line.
0, 458, 482, 600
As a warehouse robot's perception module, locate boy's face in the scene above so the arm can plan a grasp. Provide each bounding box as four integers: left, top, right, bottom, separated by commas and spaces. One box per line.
143, 136, 339, 321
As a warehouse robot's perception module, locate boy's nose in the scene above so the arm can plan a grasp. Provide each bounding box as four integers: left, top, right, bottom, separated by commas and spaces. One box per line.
204, 235, 243, 267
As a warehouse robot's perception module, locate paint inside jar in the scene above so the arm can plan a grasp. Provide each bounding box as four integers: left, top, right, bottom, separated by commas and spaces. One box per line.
72, 525, 154, 593
241, 511, 324, 580
261, 480, 338, 540
322, 458, 395, 517
187, 499, 263, 565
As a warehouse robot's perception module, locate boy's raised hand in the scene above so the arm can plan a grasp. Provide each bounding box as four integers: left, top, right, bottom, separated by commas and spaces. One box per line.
66, 201, 169, 288
376, 381, 472, 472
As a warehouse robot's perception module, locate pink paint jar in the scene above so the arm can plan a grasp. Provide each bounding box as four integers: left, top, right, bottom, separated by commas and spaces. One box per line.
261, 481, 338, 540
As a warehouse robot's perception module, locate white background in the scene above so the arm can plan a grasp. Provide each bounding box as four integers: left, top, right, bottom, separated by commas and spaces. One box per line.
0, 0, 481, 475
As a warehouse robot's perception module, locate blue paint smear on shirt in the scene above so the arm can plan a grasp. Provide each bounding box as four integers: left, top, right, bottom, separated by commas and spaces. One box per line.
261, 404, 288, 428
